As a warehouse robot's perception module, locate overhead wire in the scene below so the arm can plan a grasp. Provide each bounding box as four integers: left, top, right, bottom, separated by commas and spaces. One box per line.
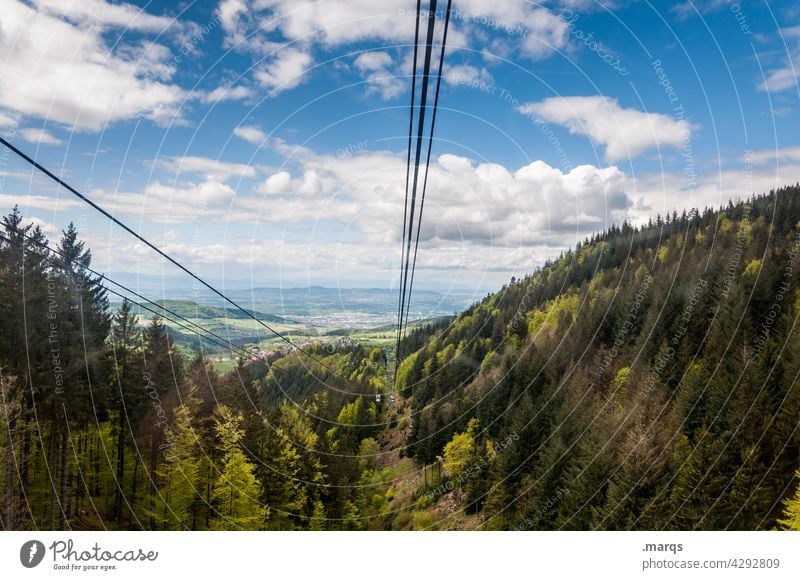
394, 0, 453, 386
0, 229, 252, 359
394, 0, 424, 367
395, 0, 439, 380
403, 0, 453, 333
0, 228, 360, 394
0, 136, 372, 395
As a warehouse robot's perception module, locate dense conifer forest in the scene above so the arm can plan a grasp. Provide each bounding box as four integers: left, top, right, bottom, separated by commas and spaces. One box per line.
2, 186, 800, 530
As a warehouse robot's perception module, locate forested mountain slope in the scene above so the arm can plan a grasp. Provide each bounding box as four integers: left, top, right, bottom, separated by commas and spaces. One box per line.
395, 186, 800, 530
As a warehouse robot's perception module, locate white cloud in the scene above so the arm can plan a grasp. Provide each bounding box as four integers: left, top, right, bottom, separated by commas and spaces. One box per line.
147, 179, 236, 206
670, 0, 729, 21
217, 0, 570, 95
760, 68, 798, 93
354, 52, 393, 70
202, 85, 253, 104
92, 178, 237, 223
746, 146, 800, 166
257, 169, 322, 196
254, 48, 313, 93
221, 0, 413, 50
51, 135, 800, 287
234, 126, 268, 145
22, 215, 59, 234
556, 0, 618, 10
156, 156, 257, 181
242, 146, 632, 249
626, 159, 800, 226
454, 0, 569, 58
0, 112, 17, 128
18, 127, 63, 146
0, 193, 81, 212
80, 143, 638, 290
258, 171, 292, 195
759, 27, 800, 93
217, 0, 251, 49
31, 0, 181, 33
518, 96, 692, 162
0, 0, 187, 131
354, 51, 405, 99
443, 64, 493, 87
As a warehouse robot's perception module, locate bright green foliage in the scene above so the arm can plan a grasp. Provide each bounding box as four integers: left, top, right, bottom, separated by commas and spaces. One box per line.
743, 258, 762, 278
332, 396, 377, 451
340, 499, 360, 530
211, 405, 268, 530
309, 500, 327, 531
778, 472, 800, 530
527, 292, 580, 336
442, 428, 475, 476
150, 392, 201, 530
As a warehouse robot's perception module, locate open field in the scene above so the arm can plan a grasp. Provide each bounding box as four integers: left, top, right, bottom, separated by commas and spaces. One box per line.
117, 294, 463, 370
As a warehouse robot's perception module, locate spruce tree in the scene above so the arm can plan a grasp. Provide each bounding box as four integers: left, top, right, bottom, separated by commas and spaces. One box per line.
211, 405, 268, 530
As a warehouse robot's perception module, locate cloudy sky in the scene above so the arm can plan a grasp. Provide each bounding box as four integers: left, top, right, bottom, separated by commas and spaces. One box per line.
1, 0, 799, 296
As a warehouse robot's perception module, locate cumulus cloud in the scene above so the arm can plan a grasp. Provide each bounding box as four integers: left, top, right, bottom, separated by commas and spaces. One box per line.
216, 0, 570, 97
202, 85, 253, 104
241, 145, 633, 250
49, 135, 799, 286
354, 51, 405, 99
92, 178, 237, 223
517, 96, 692, 162
234, 126, 268, 145
18, 128, 63, 146
454, 0, 569, 58
218, 0, 412, 51
443, 64, 494, 87
257, 169, 323, 196
254, 48, 313, 93
0, 0, 187, 131
258, 171, 292, 195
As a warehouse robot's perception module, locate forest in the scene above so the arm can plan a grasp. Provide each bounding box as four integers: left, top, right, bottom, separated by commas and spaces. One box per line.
2, 185, 800, 530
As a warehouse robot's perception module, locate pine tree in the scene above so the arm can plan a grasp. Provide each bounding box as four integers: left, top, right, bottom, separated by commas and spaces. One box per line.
45, 222, 111, 528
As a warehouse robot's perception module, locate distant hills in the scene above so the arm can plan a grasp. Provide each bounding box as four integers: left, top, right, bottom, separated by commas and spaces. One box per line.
149, 286, 475, 325
110, 287, 474, 330
133, 299, 291, 323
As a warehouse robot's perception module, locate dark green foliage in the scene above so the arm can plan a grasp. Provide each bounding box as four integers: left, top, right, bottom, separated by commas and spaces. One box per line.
399, 187, 800, 530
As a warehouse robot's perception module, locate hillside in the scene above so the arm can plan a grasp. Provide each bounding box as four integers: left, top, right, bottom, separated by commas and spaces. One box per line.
140, 299, 291, 323
389, 186, 800, 530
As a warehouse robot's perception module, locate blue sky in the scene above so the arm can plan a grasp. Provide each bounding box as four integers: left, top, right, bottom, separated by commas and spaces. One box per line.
1, 0, 799, 297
